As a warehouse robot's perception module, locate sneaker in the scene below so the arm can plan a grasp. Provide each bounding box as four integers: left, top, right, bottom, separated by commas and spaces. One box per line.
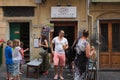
19, 72, 22, 74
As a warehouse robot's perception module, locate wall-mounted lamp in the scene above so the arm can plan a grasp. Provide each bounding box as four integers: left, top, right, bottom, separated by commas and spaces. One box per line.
66, 2, 71, 6
56, 2, 61, 6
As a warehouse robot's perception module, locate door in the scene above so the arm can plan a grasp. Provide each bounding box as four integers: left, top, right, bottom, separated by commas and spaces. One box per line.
99, 20, 120, 69
10, 23, 20, 40
0, 45, 3, 65
50, 21, 78, 47
9, 22, 30, 62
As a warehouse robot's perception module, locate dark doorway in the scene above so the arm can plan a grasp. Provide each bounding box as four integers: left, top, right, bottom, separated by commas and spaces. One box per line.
9, 22, 30, 62
54, 26, 75, 47
50, 21, 77, 47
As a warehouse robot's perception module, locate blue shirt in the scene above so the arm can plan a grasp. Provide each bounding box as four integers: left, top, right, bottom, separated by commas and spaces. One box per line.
5, 46, 13, 65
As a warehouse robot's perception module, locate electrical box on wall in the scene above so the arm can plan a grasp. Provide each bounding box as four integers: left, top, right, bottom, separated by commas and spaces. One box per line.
35, 0, 46, 4
35, 0, 42, 3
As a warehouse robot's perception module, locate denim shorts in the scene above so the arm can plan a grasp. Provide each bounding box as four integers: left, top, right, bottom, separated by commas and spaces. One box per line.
6, 64, 14, 75
13, 60, 20, 76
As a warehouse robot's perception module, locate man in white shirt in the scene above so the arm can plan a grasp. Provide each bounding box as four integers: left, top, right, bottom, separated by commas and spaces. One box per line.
51, 30, 69, 80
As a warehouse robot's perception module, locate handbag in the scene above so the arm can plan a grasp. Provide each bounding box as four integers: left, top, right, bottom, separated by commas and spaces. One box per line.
75, 52, 88, 75
47, 47, 51, 53
39, 47, 48, 55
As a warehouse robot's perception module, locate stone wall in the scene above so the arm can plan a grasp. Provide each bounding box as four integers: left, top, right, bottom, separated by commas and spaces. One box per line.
0, 0, 88, 63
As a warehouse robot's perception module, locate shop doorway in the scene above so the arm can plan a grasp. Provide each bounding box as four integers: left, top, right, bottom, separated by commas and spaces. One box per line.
99, 20, 120, 69
50, 21, 78, 47
9, 22, 30, 62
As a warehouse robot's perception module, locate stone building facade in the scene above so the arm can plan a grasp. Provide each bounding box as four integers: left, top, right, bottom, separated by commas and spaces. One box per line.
0, 0, 120, 69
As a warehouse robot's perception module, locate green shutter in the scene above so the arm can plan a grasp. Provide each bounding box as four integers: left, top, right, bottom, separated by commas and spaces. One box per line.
92, 0, 120, 2
0, 46, 2, 65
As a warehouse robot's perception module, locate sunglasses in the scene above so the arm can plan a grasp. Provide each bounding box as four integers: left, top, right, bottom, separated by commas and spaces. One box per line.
61, 32, 65, 34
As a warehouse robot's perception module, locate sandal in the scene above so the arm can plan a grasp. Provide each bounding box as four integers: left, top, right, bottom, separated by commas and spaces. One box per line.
9, 77, 14, 80
6, 78, 8, 80
60, 76, 64, 80
54, 75, 58, 80
43, 71, 49, 75
6, 77, 14, 80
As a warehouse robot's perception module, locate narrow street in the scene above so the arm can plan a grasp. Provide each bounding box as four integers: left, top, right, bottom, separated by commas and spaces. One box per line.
0, 65, 120, 80
0, 65, 74, 80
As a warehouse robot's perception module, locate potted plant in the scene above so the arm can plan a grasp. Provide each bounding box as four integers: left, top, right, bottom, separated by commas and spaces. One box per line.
0, 39, 4, 48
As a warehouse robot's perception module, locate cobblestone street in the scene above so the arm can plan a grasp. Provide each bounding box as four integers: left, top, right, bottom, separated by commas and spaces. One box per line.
0, 65, 74, 80
0, 64, 120, 80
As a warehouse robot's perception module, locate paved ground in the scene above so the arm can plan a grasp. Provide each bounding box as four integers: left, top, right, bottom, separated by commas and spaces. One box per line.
0, 64, 120, 80
99, 71, 120, 80
0, 64, 74, 80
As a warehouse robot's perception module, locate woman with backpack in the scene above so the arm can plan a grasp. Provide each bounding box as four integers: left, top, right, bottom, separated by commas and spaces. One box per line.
74, 30, 95, 80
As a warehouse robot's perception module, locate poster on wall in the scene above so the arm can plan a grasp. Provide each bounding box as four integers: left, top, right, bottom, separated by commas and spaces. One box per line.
34, 39, 39, 48
51, 7, 77, 18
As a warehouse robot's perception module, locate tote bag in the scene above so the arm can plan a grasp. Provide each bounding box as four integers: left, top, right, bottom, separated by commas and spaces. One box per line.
39, 47, 48, 55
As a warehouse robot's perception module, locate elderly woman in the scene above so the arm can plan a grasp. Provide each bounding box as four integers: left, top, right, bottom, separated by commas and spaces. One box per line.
74, 30, 94, 80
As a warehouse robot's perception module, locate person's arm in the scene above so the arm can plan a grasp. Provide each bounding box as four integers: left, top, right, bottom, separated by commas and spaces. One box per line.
86, 43, 94, 58
51, 38, 55, 54
63, 39, 69, 50
71, 39, 77, 48
10, 48, 13, 58
51, 43, 54, 53
39, 40, 48, 48
66, 44, 69, 49
19, 49, 23, 56
24, 48, 29, 53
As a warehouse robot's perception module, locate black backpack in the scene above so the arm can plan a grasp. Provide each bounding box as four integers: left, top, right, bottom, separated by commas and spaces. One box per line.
68, 38, 80, 62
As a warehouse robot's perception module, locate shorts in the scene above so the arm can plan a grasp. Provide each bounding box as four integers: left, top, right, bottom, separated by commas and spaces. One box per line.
6, 64, 14, 75
53, 53, 66, 66
13, 60, 20, 76
20, 58, 25, 64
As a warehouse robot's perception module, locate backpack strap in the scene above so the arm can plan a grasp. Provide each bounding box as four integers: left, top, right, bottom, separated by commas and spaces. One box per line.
71, 37, 80, 48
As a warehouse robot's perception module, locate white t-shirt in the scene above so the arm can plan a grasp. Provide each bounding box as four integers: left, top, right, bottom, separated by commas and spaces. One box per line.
12, 46, 22, 60
52, 36, 68, 54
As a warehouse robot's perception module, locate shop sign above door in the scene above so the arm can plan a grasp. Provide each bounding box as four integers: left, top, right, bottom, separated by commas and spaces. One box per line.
51, 7, 77, 18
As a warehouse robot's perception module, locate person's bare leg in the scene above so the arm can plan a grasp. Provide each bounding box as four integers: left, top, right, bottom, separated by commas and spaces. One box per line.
13, 76, 16, 80
6, 72, 9, 80
60, 66, 64, 79
50, 53, 52, 64
9, 74, 13, 80
54, 65, 58, 79
20, 64, 22, 72
71, 61, 74, 74
17, 75, 20, 80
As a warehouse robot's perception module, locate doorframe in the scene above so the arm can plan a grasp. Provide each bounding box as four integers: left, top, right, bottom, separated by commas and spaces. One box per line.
6, 20, 32, 60
49, 20, 78, 42
96, 19, 100, 70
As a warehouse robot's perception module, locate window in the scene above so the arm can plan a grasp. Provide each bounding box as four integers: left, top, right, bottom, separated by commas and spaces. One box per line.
100, 23, 108, 52
3, 7, 34, 17
112, 23, 120, 52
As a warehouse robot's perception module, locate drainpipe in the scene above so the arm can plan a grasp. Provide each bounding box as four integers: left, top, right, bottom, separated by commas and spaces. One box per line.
87, 0, 93, 36
87, 0, 99, 80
